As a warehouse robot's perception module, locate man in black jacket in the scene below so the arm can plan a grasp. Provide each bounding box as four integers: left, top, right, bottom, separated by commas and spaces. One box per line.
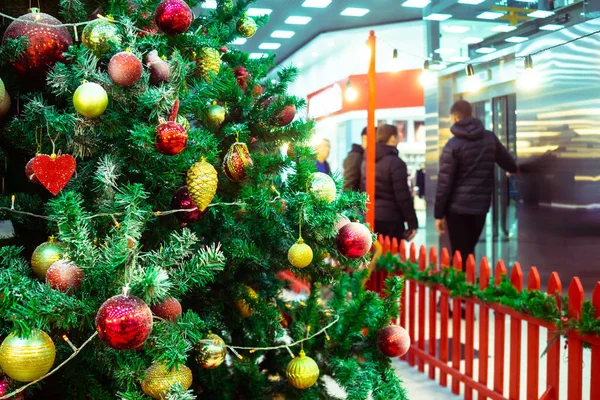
342, 127, 367, 191
435, 100, 518, 263
361, 124, 418, 241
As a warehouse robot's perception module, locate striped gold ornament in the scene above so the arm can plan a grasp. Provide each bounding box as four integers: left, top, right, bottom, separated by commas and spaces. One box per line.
285, 350, 319, 389
141, 362, 193, 399
223, 142, 253, 182
0, 330, 56, 382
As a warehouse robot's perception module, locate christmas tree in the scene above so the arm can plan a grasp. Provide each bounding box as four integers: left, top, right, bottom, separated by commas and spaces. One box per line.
0, 1, 409, 399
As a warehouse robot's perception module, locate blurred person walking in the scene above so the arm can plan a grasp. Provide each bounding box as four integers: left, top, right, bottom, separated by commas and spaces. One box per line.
435, 100, 518, 263
342, 127, 368, 191
361, 124, 418, 241
315, 138, 331, 174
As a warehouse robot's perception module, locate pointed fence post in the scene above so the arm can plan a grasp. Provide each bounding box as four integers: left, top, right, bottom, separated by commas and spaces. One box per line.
417, 245, 427, 372
546, 272, 562, 399
478, 258, 491, 400
567, 278, 584, 400
439, 247, 451, 387
399, 239, 407, 352
407, 242, 417, 366
591, 283, 600, 400
509, 263, 523, 400
451, 251, 463, 395
494, 260, 507, 396
526, 267, 541, 400
428, 246, 438, 381
464, 255, 476, 400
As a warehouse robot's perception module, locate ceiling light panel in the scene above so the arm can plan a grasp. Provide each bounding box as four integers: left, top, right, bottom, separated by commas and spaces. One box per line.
449, 56, 471, 62
271, 30, 295, 38
477, 11, 504, 20
259, 43, 281, 50
231, 38, 247, 45
458, 0, 485, 4
462, 37, 484, 44
249, 53, 268, 59
424, 13, 452, 21
246, 8, 272, 16
540, 24, 564, 31
491, 25, 517, 32
475, 47, 497, 54
402, 0, 431, 8
528, 10, 555, 18
341, 7, 370, 16
285, 16, 312, 25
443, 25, 470, 33
302, 0, 332, 7
434, 48, 456, 54
505, 36, 529, 43
202, 0, 216, 8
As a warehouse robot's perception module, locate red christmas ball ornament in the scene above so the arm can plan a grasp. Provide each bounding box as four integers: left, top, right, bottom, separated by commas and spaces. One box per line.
151, 297, 182, 321
155, 0, 193, 35
233, 66, 250, 90
377, 325, 411, 358
25, 157, 41, 184
46, 259, 83, 292
156, 100, 188, 155
2, 9, 73, 80
95, 291, 153, 350
171, 186, 203, 224
336, 222, 373, 259
276, 104, 296, 127
220, 46, 228, 53
0, 376, 8, 396
335, 214, 351, 231
108, 51, 143, 87
223, 142, 253, 182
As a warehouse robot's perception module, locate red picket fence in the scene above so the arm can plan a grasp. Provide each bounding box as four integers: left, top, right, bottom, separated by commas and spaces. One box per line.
366, 235, 600, 400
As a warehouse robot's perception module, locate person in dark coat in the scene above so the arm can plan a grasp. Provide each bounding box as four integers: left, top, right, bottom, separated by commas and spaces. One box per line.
342, 127, 368, 191
361, 124, 418, 241
435, 100, 518, 263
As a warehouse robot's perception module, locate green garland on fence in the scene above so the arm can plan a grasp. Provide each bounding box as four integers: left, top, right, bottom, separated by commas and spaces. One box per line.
376, 253, 600, 342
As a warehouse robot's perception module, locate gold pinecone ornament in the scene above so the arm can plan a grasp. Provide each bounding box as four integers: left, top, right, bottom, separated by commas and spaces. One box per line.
196, 47, 221, 81
286, 350, 320, 389
141, 362, 193, 399
236, 16, 257, 38
186, 158, 218, 211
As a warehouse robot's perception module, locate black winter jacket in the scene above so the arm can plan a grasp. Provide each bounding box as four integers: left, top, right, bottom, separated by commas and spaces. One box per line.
434, 118, 518, 219
361, 143, 418, 229
343, 144, 364, 191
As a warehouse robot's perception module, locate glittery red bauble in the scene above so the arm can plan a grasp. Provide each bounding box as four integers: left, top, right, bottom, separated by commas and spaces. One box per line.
151, 297, 182, 321
25, 157, 40, 184
0, 376, 8, 396
223, 142, 253, 182
108, 52, 143, 87
252, 84, 264, 97
336, 222, 373, 258
220, 46, 228, 53
171, 186, 203, 223
335, 214, 351, 231
45, 260, 83, 292
155, 0, 193, 35
233, 66, 250, 90
31, 154, 76, 196
276, 104, 296, 127
2, 11, 73, 80
95, 294, 153, 350
377, 325, 411, 357
156, 121, 188, 155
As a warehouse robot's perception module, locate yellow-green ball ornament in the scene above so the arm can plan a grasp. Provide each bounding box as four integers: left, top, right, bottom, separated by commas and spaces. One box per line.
195, 334, 226, 369
236, 16, 257, 38
286, 350, 319, 389
31, 236, 65, 279
73, 82, 108, 118
141, 362, 193, 399
288, 238, 313, 268
0, 330, 56, 382
309, 172, 336, 204
207, 103, 226, 127
82, 18, 122, 58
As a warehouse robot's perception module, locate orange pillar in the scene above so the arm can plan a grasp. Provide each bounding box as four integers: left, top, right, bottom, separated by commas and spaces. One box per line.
366, 31, 377, 229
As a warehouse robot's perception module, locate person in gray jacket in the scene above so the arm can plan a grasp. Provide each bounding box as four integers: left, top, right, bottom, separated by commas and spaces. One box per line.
435, 100, 518, 263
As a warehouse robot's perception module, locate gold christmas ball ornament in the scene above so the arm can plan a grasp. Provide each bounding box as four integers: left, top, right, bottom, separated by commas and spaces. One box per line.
206, 103, 226, 127
141, 362, 193, 399
196, 47, 221, 81
309, 172, 336, 204
82, 18, 122, 58
236, 16, 257, 38
195, 334, 226, 369
186, 158, 218, 211
285, 350, 319, 389
234, 286, 258, 318
0, 330, 56, 382
31, 236, 65, 279
288, 238, 313, 269
73, 82, 108, 118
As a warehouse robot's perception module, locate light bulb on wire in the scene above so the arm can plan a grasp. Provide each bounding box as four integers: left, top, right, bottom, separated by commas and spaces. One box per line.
418, 60, 434, 86
465, 64, 481, 93
345, 81, 358, 102
519, 55, 539, 90
391, 49, 402, 72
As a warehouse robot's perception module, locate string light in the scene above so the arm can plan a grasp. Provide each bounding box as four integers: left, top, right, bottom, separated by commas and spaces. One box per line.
390, 49, 402, 72
418, 60, 434, 86
345, 80, 358, 101
465, 63, 481, 93
519, 55, 539, 90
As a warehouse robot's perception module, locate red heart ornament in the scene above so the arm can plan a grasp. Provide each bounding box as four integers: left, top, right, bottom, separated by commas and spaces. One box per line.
32, 154, 76, 195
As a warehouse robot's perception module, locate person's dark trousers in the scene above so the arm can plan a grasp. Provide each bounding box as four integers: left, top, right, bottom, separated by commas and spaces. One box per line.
374, 220, 406, 242
445, 212, 486, 270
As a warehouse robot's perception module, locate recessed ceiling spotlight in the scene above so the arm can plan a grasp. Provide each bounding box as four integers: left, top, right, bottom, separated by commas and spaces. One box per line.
539, 24, 564, 31
424, 13, 452, 21
249, 53, 268, 59
442, 25, 470, 33
505, 36, 529, 43
341, 7, 370, 16
302, 0, 332, 8
246, 8, 272, 16
477, 11, 504, 20
285, 16, 312, 25
402, 0, 431, 8
475, 47, 497, 54
434, 48, 456, 55
491, 25, 517, 32
462, 37, 484, 44
231, 38, 247, 45
271, 30, 295, 38
202, 0, 217, 8
259, 43, 281, 50
458, 0, 485, 4
528, 10, 555, 18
